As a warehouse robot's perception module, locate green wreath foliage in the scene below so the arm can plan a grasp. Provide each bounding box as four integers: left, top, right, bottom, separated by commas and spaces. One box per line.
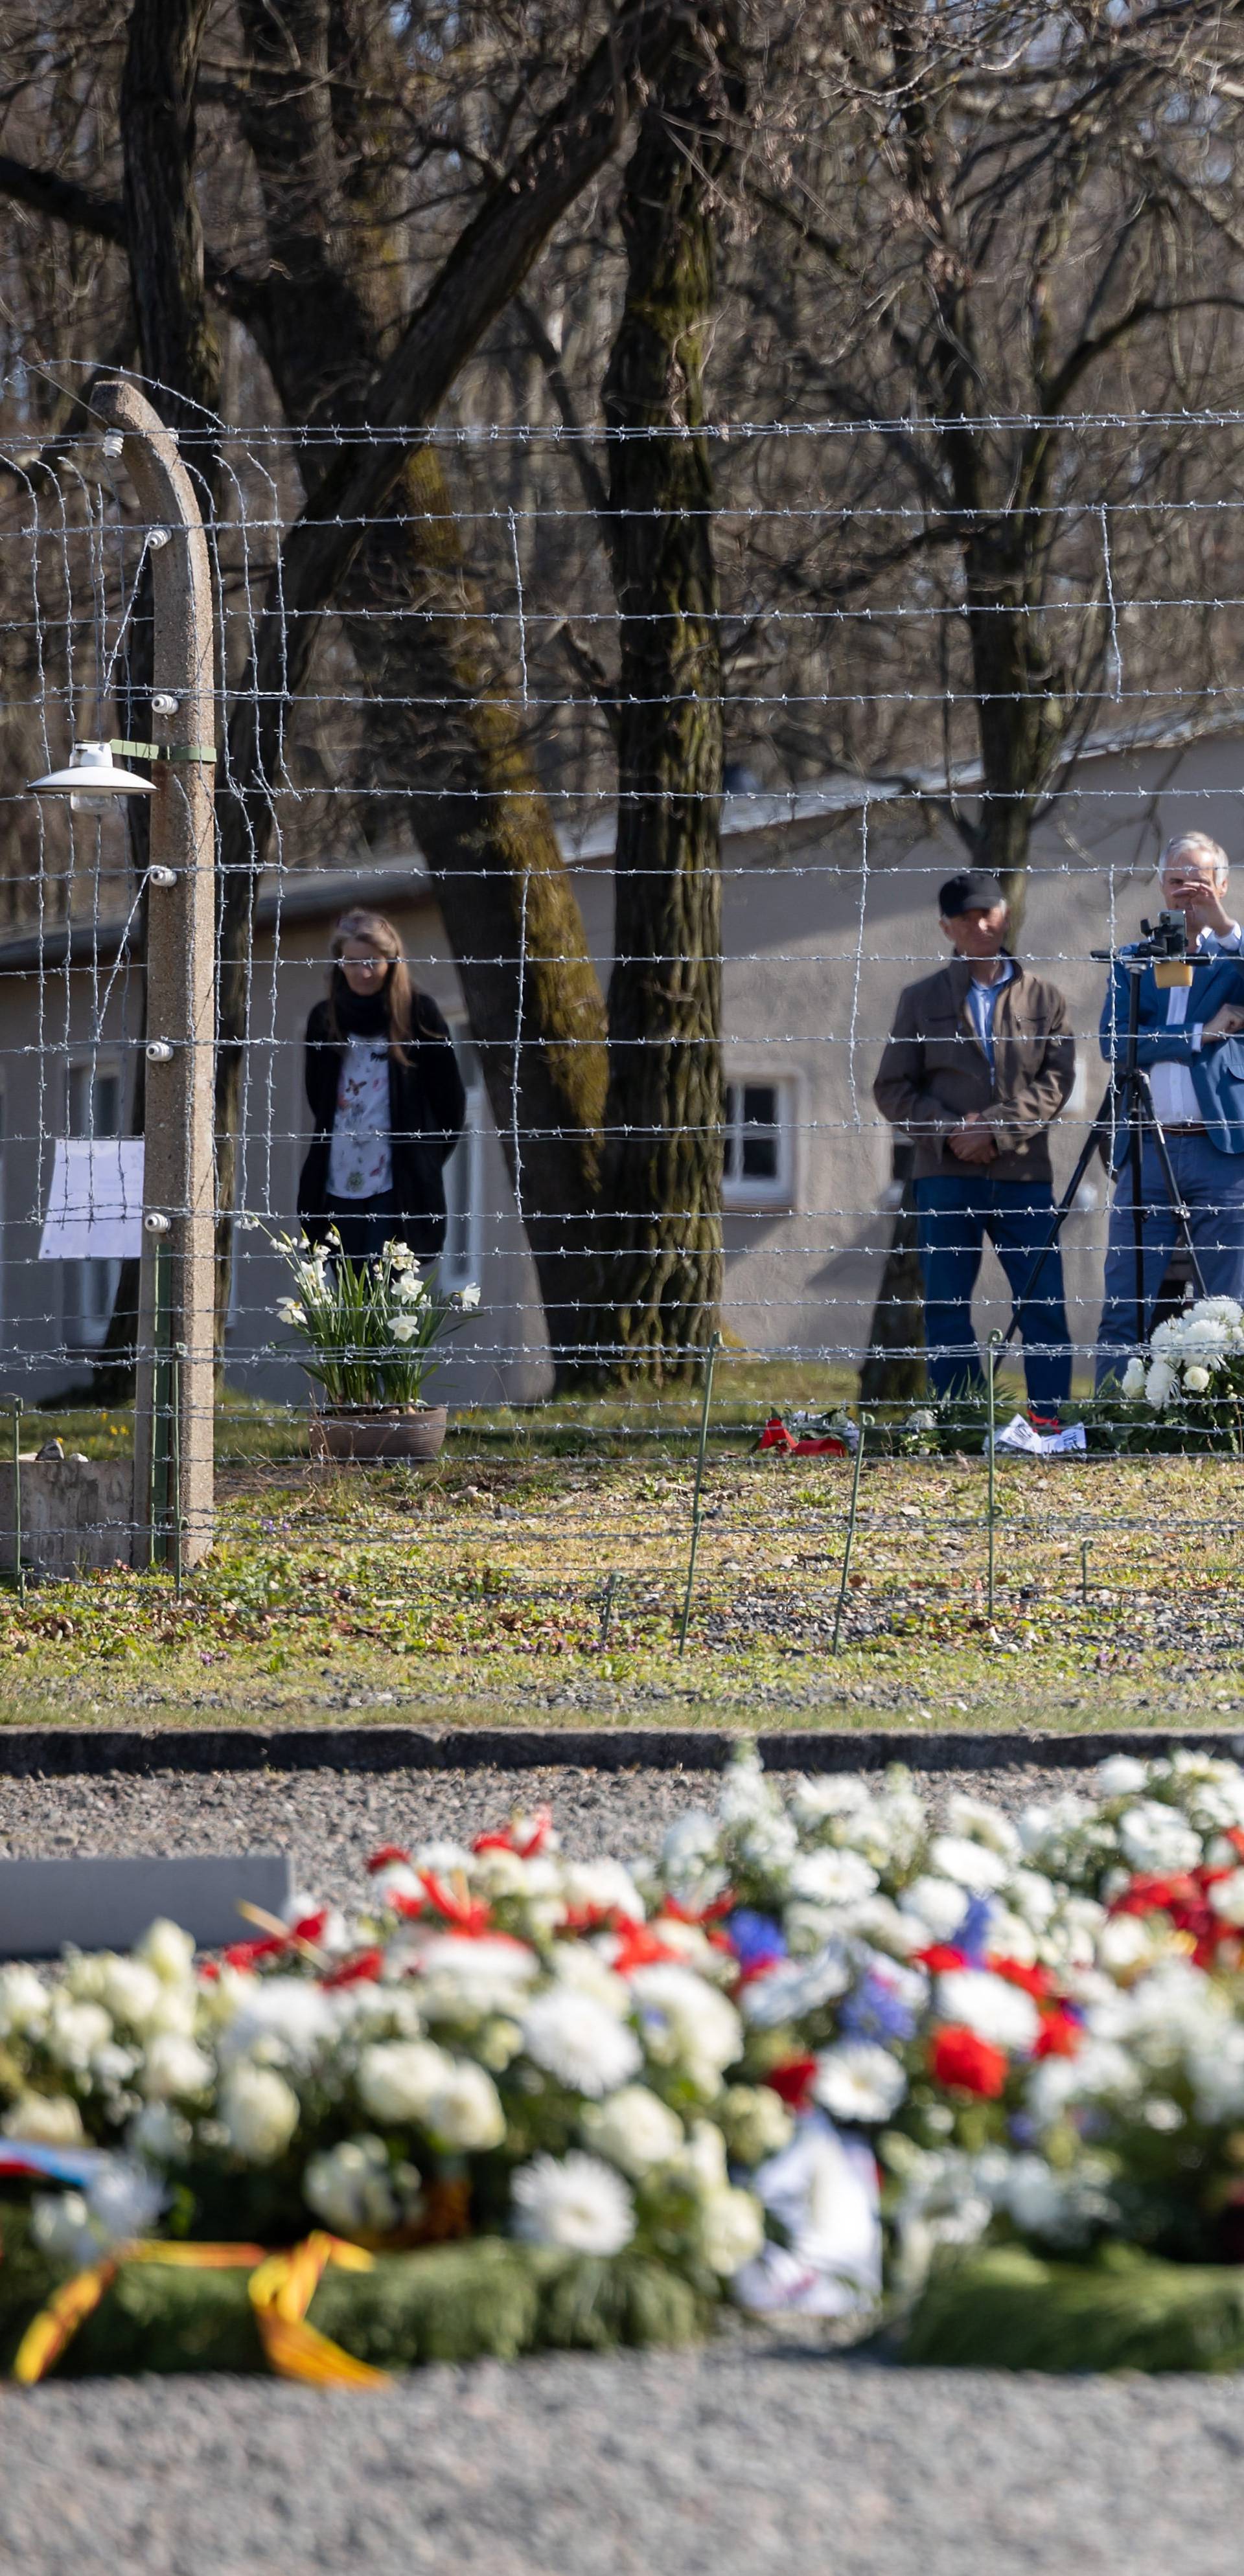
902, 2244, 1244, 2374
0, 2202, 709, 2379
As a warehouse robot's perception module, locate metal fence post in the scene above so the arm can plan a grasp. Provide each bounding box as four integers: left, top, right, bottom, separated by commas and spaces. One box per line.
830, 1416, 867, 1654
11, 1398, 23, 1604
987, 1328, 1001, 1621
678, 1332, 720, 1655
96, 382, 216, 1570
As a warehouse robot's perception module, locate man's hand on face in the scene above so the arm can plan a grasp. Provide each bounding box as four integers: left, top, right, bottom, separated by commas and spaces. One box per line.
1162, 866, 1235, 942
949, 1115, 998, 1163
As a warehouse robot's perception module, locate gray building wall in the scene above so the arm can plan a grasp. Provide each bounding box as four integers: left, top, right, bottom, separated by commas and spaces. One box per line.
1, 720, 1239, 1407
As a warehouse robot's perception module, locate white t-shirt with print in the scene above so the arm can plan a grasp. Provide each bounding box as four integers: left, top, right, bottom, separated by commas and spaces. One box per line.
327, 1037, 393, 1200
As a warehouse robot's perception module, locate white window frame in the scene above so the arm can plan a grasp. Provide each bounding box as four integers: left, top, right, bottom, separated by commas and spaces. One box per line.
439, 1029, 487, 1294
721, 1073, 798, 1212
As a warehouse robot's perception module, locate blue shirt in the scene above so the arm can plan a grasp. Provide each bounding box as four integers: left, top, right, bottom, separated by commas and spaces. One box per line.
965, 955, 1016, 1077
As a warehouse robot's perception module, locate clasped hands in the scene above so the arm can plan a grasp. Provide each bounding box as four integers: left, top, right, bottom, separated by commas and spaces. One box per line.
1202, 1005, 1244, 1041
948, 1111, 998, 1163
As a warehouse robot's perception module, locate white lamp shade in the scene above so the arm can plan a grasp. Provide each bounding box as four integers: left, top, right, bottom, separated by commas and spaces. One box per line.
29, 740, 156, 804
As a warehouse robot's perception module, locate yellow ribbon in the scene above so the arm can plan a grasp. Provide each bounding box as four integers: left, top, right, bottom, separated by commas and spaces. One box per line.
12, 2234, 386, 2390
12, 2255, 121, 2386
248, 2230, 387, 2388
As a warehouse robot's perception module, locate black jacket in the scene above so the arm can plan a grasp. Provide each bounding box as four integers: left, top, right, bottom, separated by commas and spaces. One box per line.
296, 992, 468, 1258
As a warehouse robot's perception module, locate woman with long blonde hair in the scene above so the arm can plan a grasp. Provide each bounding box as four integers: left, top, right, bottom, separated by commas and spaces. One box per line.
297, 909, 466, 1262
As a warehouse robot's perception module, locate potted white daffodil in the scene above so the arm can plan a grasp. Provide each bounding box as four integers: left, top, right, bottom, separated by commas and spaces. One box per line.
275, 1231, 479, 1460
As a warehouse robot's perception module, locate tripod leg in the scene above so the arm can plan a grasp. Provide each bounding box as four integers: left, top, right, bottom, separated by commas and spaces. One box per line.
1128, 1082, 1146, 1346
1132, 1075, 1209, 1305
994, 1082, 1116, 1363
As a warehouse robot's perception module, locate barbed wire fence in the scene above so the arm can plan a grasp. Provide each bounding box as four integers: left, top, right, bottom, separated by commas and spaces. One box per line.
2, 373, 1244, 1656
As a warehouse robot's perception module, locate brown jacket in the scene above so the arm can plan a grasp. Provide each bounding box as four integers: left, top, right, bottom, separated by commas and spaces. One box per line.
873, 956, 1075, 1182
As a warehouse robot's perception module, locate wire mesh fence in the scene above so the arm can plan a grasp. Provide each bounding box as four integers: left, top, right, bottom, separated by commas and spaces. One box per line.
3, 376, 1244, 1667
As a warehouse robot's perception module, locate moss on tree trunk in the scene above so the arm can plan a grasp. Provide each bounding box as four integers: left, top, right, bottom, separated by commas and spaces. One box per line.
586, 4, 744, 1384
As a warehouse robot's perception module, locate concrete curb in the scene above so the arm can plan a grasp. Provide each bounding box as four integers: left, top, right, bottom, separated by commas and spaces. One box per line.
1, 1724, 1243, 1777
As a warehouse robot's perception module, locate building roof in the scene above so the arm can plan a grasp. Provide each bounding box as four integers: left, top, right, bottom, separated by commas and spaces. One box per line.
4, 700, 1241, 973
0, 854, 434, 975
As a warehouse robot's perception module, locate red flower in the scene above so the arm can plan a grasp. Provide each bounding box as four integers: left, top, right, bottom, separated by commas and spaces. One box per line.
472, 1807, 553, 1860
608, 1922, 685, 1975
224, 1939, 275, 1970
914, 1944, 969, 1974
418, 1871, 494, 1937
365, 1844, 411, 1874
764, 2055, 817, 2111
928, 2024, 1009, 2099
321, 1948, 384, 1989
223, 1907, 330, 1970
1109, 1871, 1202, 1921
560, 1903, 614, 1936
1109, 1869, 1224, 1963
987, 1955, 1057, 2001
660, 1892, 735, 1926
1032, 2008, 1082, 2060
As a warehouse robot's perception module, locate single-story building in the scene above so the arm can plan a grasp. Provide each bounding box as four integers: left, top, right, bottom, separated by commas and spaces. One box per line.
2, 709, 1242, 1408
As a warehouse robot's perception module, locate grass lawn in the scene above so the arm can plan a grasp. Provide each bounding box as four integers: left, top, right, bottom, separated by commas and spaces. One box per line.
2, 1395, 1243, 1729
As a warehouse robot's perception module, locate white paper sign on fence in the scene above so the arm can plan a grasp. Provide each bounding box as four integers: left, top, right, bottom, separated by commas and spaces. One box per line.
38, 1139, 145, 1261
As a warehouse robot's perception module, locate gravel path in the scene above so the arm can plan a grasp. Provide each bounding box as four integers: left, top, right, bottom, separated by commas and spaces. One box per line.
4, 2345, 1242, 2576
0, 1759, 1089, 1899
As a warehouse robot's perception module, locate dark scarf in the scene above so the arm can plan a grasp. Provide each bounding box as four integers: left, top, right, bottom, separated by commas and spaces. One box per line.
331, 977, 389, 1040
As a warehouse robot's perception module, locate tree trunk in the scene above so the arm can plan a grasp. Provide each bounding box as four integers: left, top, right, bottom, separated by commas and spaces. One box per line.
960, 519, 1069, 926
341, 477, 608, 1352
858, 1151, 926, 1408
585, 5, 743, 1384
119, 0, 221, 444
210, 1, 673, 1365
230, 0, 606, 1347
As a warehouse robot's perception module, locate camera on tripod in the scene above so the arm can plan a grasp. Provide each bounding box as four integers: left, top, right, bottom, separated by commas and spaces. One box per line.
1136, 908, 1194, 989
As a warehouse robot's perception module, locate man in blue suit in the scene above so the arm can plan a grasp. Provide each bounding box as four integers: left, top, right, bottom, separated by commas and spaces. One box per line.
1096, 832, 1244, 1384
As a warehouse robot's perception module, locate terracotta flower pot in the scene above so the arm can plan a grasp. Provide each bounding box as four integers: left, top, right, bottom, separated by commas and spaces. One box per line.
308, 1404, 448, 1463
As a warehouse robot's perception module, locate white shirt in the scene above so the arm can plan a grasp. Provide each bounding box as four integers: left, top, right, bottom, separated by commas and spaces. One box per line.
1148, 924, 1243, 1127
327, 1036, 393, 1200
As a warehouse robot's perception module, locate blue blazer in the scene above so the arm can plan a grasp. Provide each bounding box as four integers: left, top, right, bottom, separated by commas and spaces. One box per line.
1099, 946, 1244, 1161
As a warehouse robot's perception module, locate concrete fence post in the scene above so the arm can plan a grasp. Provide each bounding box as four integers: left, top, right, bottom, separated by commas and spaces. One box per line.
95, 381, 216, 1569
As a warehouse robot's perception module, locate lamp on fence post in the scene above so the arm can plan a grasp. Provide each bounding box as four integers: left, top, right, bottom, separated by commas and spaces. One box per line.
91, 380, 216, 1571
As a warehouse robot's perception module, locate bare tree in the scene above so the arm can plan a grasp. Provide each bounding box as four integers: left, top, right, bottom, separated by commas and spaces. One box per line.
0, 0, 689, 1379
227, 0, 611, 1363
736, 1, 1244, 1398
583, 1, 747, 1380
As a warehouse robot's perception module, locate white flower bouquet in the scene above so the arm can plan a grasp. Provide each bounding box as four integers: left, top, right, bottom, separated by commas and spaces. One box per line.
1103, 1295, 1244, 1449
641, 1744, 1244, 2313
274, 1230, 478, 1411
8, 1746, 1244, 2375
0, 1816, 768, 2337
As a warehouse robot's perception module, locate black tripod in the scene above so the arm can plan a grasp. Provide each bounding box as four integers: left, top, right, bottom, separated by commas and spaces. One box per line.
996, 936, 1212, 1382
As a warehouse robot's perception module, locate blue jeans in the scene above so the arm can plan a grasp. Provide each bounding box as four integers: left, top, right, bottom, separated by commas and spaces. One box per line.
1095, 1133, 1244, 1385
914, 1176, 1072, 1411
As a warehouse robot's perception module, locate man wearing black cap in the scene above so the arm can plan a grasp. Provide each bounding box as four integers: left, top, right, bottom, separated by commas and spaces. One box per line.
873, 870, 1076, 1422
